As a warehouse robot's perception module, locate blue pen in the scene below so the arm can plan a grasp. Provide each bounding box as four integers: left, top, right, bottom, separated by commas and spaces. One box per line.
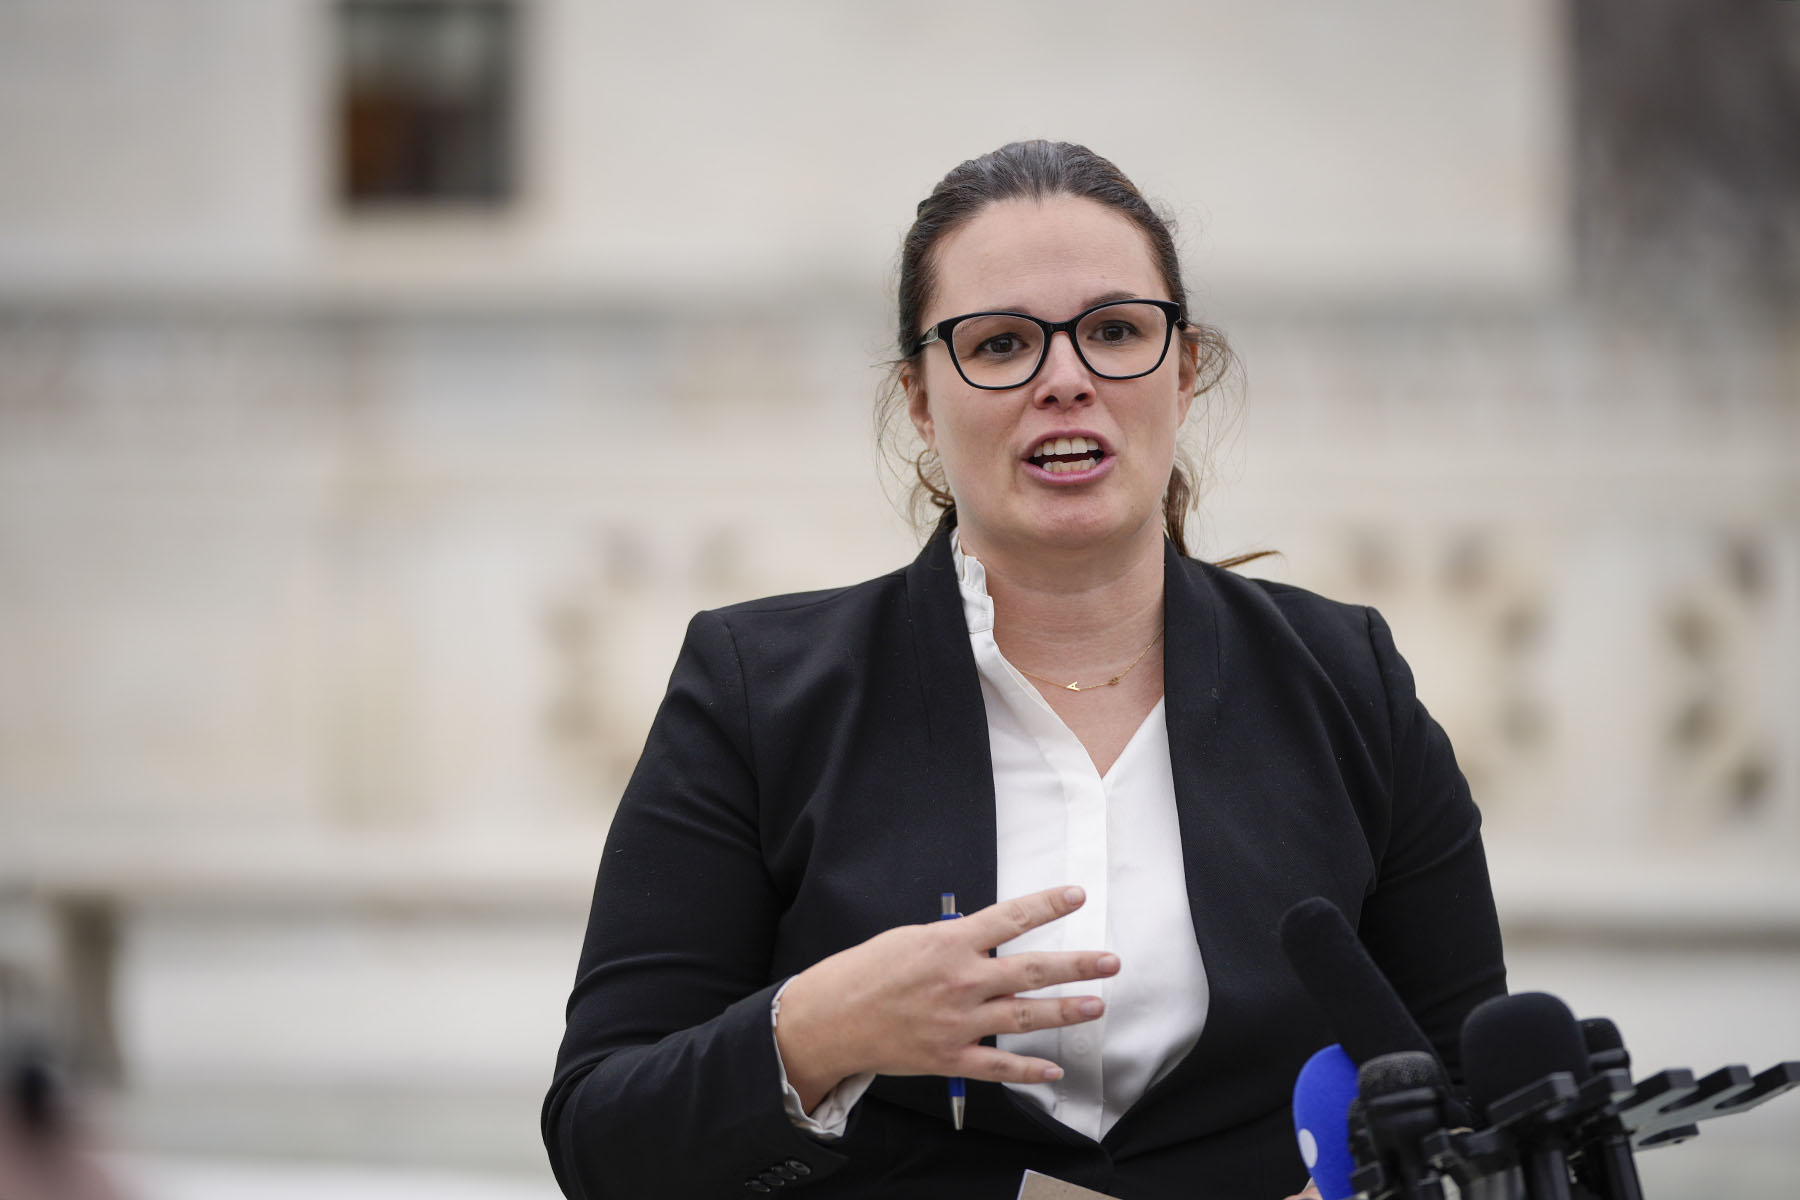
940, 891, 966, 1131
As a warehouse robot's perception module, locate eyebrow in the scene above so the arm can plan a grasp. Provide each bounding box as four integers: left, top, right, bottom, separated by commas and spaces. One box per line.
977, 289, 1150, 316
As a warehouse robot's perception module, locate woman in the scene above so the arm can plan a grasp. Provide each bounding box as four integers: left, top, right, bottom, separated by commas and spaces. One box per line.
543, 141, 1506, 1200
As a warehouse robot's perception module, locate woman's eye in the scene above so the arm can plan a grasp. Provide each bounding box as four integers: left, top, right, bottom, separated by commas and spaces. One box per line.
1092, 321, 1139, 344
977, 333, 1024, 357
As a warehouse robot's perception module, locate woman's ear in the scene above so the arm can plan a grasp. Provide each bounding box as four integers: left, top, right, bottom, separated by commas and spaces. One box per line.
1175, 338, 1200, 422
903, 366, 935, 449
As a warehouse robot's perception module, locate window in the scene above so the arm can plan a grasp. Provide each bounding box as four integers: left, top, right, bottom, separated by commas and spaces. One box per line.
337, 0, 518, 207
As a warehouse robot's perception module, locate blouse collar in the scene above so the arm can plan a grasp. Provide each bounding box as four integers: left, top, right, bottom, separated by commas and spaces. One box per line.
949, 529, 995, 636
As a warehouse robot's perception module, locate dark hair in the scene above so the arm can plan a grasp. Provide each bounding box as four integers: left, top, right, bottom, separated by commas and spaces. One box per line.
879, 140, 1238, 558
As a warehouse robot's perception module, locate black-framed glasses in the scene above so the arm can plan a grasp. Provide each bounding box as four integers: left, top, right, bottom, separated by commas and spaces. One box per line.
914, 299, 1185, 391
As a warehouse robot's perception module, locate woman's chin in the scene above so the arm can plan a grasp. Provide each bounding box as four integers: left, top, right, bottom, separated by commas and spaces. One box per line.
992, 503, 1162, 559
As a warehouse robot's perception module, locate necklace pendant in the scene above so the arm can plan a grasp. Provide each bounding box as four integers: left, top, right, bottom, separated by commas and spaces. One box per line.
1063, 681, 1081, 692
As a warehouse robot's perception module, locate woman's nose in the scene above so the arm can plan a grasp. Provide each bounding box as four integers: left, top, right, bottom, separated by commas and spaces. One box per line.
1030, 330, 1094, 408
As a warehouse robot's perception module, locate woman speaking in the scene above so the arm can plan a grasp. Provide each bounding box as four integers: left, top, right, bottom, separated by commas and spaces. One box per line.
542, 141, 1506, 1199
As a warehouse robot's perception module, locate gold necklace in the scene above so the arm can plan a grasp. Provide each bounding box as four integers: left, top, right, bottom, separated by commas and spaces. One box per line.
1015, 629, 1165, 693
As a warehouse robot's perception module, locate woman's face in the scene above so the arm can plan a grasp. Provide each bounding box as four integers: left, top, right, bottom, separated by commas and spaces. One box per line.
905, 194, 1197, 563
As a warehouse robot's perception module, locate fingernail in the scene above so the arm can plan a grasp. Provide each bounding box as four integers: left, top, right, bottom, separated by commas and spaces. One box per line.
1079, 998, 1104, 1018
1063, 886, 1085, 905
1043, 1064, 1064, 1081
1097, 954, 1120, 974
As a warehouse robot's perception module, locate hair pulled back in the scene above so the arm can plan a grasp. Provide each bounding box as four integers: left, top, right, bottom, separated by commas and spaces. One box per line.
882, 140, 1236, 557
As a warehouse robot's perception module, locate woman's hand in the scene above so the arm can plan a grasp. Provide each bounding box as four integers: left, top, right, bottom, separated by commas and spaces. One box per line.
773, 884, 1118, 1112
1281, 1182, 1323, 1200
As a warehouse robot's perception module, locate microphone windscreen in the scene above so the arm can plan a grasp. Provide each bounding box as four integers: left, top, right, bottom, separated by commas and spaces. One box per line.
1279, 897, 1437, 1066
1359, 1049, 1449, 1099
1461, 991, 1591, 1117
1292, 1043, 1360, 1200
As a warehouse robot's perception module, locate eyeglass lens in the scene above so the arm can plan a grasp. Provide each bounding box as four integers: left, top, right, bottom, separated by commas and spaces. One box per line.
949, 301, 1171, 389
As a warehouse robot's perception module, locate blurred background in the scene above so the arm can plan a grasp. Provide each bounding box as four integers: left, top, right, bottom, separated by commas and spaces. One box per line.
0, 1, 1796, 1196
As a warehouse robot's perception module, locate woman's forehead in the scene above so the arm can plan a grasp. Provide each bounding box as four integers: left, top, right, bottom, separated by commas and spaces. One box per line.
929, 195, 1166, 318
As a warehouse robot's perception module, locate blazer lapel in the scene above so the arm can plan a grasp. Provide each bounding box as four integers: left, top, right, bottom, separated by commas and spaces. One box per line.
899, 529, 998, 915
864, 531, 1094, 1147
1114, 544, 1291, 1142
1084, 543, 1241, 1153
1160, 539, 1231, 985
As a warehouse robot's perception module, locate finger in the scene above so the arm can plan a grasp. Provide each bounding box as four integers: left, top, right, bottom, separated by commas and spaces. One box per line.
990, 949, 1120, 996
971, 993, 1105, 1038
948, 1044, 1067, 1086
959, 885, 1085, 951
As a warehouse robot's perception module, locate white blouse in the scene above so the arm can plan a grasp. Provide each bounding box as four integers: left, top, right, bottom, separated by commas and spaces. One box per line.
775, 535, 1209, 1142
957, 536, 1209, 1140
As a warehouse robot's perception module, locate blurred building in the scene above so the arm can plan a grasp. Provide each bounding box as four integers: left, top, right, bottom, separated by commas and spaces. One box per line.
0, 0, 1795, 1193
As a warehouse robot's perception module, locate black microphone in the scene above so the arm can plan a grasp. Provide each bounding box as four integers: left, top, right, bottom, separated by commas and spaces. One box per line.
1279, 897, 1438, 1068
1353, 1052, 1455, 1200
1462, 993, 1592, 1200
1569, 1018, 1646, 1200
1580, 1018, 1629, 1075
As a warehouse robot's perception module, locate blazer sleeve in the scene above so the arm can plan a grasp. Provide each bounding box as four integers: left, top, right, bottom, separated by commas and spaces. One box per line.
1355, 607, 1508, 1083
541, 610, 851, 1199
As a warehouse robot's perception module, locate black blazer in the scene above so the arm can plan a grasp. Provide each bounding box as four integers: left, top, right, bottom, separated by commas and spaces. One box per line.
544, 533, 1506, 1200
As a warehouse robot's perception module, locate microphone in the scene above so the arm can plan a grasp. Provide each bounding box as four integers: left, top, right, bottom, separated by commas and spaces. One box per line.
1291, 1044, 1360, 1200
1461, 992, 1593, 1200
1354, 1052, 1455, 1200
1569, 1018, 1645, 1200
1580, 1018, 1629, 1075
1279, 897, 1438, 1068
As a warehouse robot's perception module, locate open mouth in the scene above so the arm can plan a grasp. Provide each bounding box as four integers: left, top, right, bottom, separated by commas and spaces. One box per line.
1026, 436, 1106, 475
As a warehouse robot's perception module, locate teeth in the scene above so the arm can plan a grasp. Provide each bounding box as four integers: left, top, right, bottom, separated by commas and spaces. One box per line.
1044, 457, 1100, 474
1034, 436, 1101, 457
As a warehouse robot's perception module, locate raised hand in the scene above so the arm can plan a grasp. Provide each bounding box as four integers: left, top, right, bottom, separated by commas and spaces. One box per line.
773, 885, 1119, 1113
